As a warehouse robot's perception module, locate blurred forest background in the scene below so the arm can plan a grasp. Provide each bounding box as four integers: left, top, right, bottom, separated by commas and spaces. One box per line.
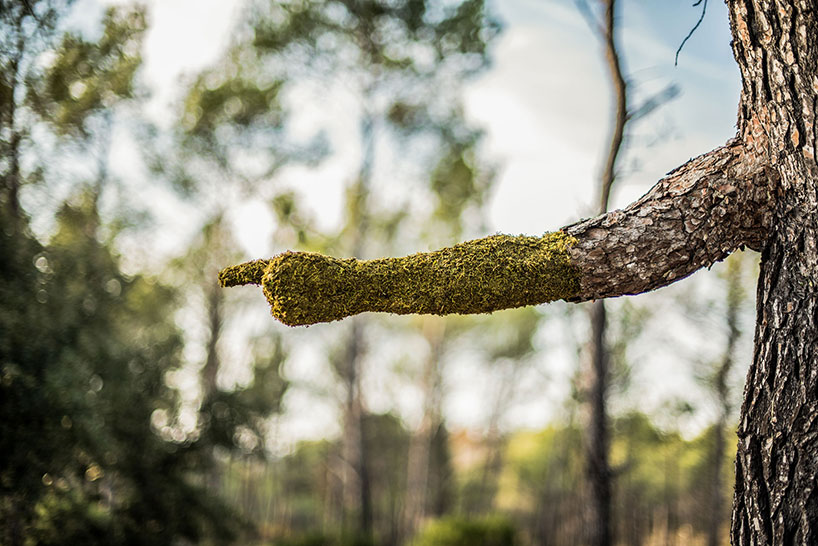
1, 1, 753, 545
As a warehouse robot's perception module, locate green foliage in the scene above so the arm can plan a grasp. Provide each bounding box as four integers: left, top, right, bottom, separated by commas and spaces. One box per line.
183, 77, 284, 136
411, 515, 518, 546
199, 344, 289, 455
26, 5, 146, 137
220, 232, 579, 326
0, 197, 241, 544
495, 415, 737, 545
251, 0, 500, 70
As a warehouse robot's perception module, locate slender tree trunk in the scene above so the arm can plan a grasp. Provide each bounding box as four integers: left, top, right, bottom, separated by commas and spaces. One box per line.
477, 380, 513, 515
202, 282, 222, 398
587, 300, 612, 546
728, 0, 818, 543
335, 109, 377, 538
404, 318, 446, 538
710, 422, 727, 546
338, 316, 373, 537
334, 111, 378, 538
3, 29, 25, 222
708, 255, 742, 546
585, 1, 627, 544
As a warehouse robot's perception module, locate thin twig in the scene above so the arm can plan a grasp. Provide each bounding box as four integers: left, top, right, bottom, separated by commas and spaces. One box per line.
21, 0, 42, 24
675, 0, 708, 66
599, 0, 628, 214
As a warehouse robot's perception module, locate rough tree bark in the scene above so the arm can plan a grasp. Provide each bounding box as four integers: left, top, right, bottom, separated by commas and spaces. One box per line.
727, 1, 818, 543
221, 0, 818, 542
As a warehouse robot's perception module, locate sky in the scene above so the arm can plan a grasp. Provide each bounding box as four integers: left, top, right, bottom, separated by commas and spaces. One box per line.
94, 0, 751, 443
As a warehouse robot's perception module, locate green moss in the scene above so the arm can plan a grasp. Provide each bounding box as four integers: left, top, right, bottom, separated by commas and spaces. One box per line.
219, 232, 580, 327
218, 259, 270, 287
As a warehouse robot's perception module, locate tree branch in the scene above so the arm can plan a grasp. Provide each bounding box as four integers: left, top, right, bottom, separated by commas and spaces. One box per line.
220, 233, 580, 326
220, 141, 773, 326
565, 140, 773, 301
598, 0, 628, 214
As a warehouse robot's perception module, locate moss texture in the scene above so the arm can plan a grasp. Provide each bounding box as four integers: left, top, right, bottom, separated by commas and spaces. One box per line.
219, 232, 580, 327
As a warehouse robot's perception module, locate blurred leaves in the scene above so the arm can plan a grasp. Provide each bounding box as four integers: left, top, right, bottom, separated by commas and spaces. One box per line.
183, 78, 284, 137
27, 6, 146, 138
411, 515, 518, 546
0, 195, 241, 544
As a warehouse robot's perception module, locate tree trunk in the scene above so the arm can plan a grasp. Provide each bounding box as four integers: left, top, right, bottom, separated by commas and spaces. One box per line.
336, 111, 376, 539
587, 300, 613, 546
585, 2, 626, 543
2, 29, 25, 222
404, 318, 446, 538
728, 0, 818, 543
708, 254, 743, 546
337, 316, 373, 537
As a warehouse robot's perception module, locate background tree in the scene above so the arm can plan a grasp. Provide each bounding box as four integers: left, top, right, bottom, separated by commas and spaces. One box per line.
206, 1, 500, 541
0, 0, 70, 221
575, 1, 679, 543
0, 3, 271, 543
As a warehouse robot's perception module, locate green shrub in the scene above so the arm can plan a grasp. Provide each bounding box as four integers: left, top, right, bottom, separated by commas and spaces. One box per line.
411, 515, 518, 546
274, 532, 374, 546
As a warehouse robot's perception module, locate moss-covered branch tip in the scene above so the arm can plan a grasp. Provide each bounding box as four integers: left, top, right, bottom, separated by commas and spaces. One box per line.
218, 232, 580, 327
218, 259, 270, 287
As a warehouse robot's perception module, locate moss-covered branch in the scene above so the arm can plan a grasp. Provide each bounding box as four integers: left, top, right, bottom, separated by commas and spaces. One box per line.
219, 232, 580, 326
219, 143, 776, 327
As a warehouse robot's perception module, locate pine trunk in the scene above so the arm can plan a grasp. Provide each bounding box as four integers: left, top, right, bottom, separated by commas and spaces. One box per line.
728, 0, 818, 543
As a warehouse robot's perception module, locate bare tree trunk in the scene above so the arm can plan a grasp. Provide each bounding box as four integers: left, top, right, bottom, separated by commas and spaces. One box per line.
202, 282, 223, 398
202, 279, 224, 492
585, 1, 627, 544
586, 300, 612, 546
2, 28, 25, 222
403, 318, 446, 539
727, 1, 818, 543
709, 424, 726, 546
476, 331, 535, 517
708, 255, 742, 546
338, 111, 376, 539
338, 316, 373, 537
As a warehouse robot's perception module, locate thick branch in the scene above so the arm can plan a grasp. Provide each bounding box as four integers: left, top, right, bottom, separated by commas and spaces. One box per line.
220, 141, 773, 326
565, 140, 773, 301
219, 233, 580, 326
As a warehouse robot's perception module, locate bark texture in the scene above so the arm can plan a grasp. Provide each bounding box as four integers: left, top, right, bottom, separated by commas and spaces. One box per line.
728, 1, 818, 543
565, 141, 774, 302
